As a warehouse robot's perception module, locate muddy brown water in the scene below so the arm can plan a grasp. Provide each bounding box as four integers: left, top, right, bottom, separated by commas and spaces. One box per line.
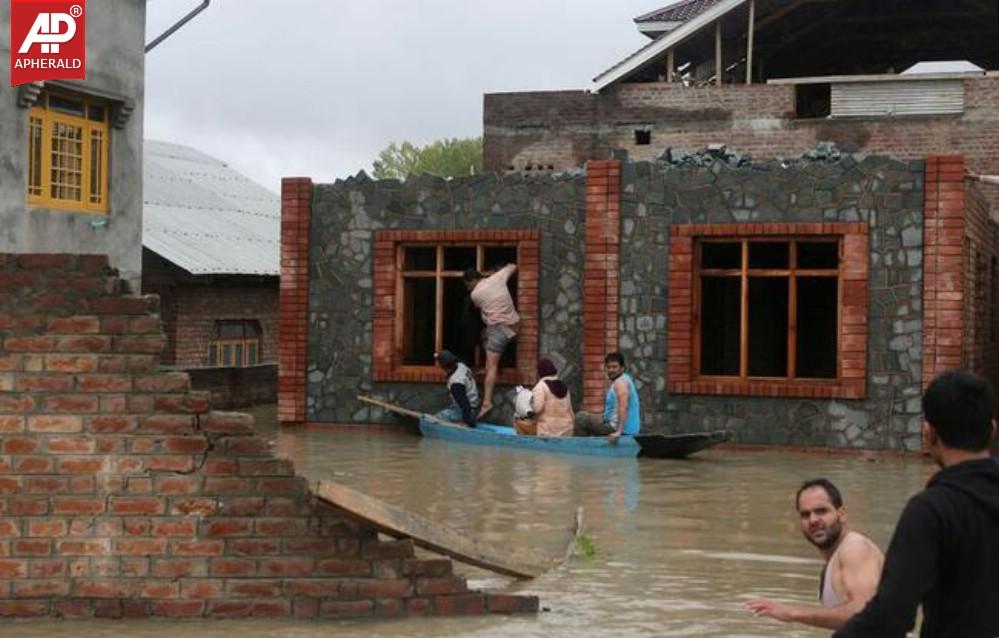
11, 405, 932, 637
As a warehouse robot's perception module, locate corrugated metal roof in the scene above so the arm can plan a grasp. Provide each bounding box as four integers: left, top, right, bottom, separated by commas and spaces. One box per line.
635, 0, 725, 23
143, 140, 280, 276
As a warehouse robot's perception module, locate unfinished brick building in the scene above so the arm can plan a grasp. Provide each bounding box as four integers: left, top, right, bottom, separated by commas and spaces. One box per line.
484, 0, 999, 212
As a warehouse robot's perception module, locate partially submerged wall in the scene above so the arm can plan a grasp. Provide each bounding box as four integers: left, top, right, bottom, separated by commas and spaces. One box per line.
291, 151, 933, 450
0, 254, 536, 618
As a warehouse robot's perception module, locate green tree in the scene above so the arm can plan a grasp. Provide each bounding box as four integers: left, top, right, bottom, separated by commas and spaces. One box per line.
371, 137, 482, 179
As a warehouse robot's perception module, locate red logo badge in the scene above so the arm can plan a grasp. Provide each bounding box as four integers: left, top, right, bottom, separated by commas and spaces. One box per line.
10, 0, 86, 86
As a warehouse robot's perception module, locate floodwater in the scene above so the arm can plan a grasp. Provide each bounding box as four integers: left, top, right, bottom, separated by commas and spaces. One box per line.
11, 406, 934, 638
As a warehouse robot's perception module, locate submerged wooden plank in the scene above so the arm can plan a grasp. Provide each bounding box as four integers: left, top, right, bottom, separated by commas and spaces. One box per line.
317, 480, 555, 579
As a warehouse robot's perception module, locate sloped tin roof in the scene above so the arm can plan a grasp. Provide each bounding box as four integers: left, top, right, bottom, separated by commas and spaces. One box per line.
143, 140, 280, 276
635, 0, 725, 24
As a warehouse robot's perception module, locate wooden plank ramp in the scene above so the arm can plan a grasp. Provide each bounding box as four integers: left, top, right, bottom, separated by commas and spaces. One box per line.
317, 480, 557, 579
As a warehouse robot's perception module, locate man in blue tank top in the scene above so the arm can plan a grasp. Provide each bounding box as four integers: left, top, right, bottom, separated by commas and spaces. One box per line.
573, 351, 641, 443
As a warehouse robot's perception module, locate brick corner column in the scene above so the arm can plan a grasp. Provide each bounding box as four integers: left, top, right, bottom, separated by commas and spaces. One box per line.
279, 177, 314, 424
922, 155, 966, 390
582, 160, 622, 412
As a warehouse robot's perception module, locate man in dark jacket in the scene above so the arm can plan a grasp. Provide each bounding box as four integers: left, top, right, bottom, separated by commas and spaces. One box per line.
833, 369, 999, 637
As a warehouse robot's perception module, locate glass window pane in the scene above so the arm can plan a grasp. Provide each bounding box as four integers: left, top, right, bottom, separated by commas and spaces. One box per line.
748, 242, 790, 269
402, 277, 436, 365
404, 246, 436, 271
218, 322, 245, 338
701, 242, 741, 269
443, 246, 476, 271
221, 344, 232, 366
247, 343, 258, 365
441, 277, 481, 365
700, 276, 741, 376
797, 241, 839, 269
748, 277, 789, 377
49, 95, 84, 116
208, 345, 217, 367
235, 344, 244, 367
89, 130, 103, 204
483, 246, 517, 271
796, 277, 838, 378
87, 104, 105, 122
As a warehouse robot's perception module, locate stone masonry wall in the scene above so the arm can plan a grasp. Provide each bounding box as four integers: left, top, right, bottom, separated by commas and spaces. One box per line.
307, 172, 588, 425
0, 254, 537, 618
297, 152, 933, 450
619, 155, 926, 449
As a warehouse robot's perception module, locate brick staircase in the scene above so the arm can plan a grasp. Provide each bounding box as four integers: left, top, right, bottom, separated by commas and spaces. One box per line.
0, 254, 537, 619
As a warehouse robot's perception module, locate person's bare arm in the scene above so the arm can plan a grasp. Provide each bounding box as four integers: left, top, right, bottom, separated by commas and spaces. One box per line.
608, 379, 629, 443
746, 539, 882, 630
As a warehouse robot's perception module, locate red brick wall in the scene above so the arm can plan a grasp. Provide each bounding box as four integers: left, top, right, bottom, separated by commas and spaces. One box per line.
278, 179, 312, 425
666, 223, 868, 399
963, 181, 999, 404
922, 156, 967, 388
169, 286, 277, 368
581, 160, 621, 412
0, 253, 536, 619
485, 78, 999, 209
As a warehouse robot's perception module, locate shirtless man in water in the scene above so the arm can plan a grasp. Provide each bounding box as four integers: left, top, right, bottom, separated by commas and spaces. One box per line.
745, 478, 884, 630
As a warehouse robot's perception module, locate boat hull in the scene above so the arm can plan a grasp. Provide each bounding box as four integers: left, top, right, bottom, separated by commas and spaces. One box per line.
418, 419, 641, 458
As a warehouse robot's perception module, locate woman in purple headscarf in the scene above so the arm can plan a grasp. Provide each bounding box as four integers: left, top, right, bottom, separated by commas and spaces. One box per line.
514, 358, 574, 437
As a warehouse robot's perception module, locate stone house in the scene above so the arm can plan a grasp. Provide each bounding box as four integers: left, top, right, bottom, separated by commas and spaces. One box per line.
141, 141, 279, 408
483, 0, 999, 215
280, 150, 999, 452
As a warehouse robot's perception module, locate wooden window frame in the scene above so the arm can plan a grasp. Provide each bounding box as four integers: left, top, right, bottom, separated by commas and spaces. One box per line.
372, 229, 539, 384
208, 320, 262, 368
27, 89, 110, 214
667, 223, 868, 399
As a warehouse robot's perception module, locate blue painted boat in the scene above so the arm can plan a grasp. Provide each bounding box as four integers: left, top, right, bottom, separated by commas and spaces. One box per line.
418, 418, 641, 458
418, 417, 732, 459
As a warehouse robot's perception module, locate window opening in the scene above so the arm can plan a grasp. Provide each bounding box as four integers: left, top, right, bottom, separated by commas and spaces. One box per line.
209, 320, 262, 368
27, 89, 110, 213
697, 238, 840, 381
399, 243, 518, 371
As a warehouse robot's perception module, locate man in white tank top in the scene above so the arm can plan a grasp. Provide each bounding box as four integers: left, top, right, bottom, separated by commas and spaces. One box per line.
745, 478, 884, 630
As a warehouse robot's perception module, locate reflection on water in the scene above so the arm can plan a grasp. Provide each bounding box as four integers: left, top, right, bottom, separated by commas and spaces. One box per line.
12, 408, 933, 638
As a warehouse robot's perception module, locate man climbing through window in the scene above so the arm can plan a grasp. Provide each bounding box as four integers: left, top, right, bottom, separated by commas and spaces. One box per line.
463, 264, 519, 419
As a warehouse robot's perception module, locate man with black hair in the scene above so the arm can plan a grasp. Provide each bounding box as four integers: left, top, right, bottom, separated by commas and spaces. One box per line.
745, 478, 883, 630
573, 352, 641, 443
433, 350, 478, 428
834, 368, 999, 637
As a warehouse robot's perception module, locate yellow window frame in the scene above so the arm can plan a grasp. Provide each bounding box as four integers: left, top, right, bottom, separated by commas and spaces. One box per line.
27, 91, 110, 215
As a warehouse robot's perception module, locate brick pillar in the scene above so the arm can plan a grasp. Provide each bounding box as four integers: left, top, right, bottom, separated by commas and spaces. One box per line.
278, 178, 313, 424
922, 156, 966, 389
582, 160, 621, 412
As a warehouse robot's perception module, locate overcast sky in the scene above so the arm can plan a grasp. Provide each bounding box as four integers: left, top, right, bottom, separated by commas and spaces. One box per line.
143, 0, 664, 192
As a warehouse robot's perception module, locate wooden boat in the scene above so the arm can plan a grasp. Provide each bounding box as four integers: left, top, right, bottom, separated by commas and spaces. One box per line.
358, 395, 731, 459
419, 418, 640, 458
418, 417, 731, 459
634, 430, 733, 459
